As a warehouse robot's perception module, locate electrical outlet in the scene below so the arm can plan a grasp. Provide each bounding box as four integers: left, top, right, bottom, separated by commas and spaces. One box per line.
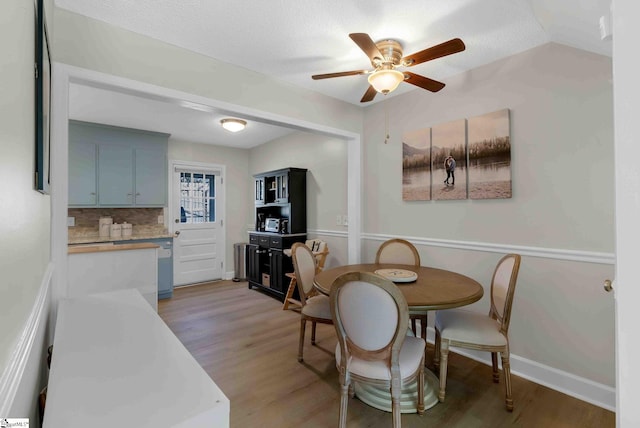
157, 215, 164, 224
342, 215, 348, 226
336, 215, 342, 226
67, 216, 75, 227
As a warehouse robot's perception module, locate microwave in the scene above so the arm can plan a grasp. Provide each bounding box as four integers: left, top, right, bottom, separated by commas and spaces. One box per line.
265, 218, 281, 233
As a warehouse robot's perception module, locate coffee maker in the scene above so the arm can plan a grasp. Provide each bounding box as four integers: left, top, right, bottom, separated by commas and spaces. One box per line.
257, 213, 265, 231
280, 219, 289, 234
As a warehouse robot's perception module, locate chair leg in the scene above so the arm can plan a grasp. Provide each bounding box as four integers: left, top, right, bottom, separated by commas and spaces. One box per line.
338, 374, 350, 428
434, 329, 441, 369
501, 350, 514, 412
438, 341, 449, 402
282, 276, 299, 310
420, 315, 427, 342
391, 381, 402, 428
298, 318, 307, 362
491, 352, 500, 383
411, 318, 417, 336
311, 321, 317, 344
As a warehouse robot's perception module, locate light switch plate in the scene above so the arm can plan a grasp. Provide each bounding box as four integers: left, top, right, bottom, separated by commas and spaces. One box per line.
158, 215, 164, 224
67, 216, 75, 227
342, 215, 348, 226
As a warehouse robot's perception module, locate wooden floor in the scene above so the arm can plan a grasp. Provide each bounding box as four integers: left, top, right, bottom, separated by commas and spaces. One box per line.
158, 280, 615, 428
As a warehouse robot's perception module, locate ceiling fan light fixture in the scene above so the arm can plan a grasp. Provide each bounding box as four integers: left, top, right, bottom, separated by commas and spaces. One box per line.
220, 118, 247, 132
368, 69, 405, 94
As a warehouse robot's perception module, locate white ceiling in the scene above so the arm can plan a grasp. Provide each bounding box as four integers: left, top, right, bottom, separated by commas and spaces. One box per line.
57, 0, 613, 147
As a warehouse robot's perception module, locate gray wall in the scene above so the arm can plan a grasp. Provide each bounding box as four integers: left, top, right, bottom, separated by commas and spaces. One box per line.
361, 43, 615, 387
0, 0, 54, 419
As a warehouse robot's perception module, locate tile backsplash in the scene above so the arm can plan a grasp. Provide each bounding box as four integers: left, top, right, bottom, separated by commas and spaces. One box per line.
68, 208, 166, 238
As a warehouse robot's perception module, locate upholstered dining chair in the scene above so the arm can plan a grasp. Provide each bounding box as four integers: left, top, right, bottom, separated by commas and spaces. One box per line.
330, 271, 425, 428
375, 239, 427, 339
291, 242, 333, 362
283, 239, 330, 310
434, 253, 522, 411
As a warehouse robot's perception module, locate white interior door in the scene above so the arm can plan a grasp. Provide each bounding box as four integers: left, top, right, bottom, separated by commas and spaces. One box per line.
171, 162, 225, 286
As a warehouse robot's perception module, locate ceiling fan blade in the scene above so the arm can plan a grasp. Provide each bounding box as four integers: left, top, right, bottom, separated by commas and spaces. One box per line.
404, 72, 446, 92
349, 33, 384, 62
403, 38, 466, 66
360, 85, 377, 103
312, 70, 368, 80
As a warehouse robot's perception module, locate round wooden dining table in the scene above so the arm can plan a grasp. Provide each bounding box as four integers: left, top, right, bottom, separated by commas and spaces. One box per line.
314, 263, 484, 413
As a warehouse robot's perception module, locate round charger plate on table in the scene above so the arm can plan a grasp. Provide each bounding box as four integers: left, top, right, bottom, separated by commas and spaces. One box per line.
374, 268, 418, 283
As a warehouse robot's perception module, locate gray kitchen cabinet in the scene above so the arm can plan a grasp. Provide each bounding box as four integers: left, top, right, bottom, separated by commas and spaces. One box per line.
68, 138, 97, 206
134, 148, 167, 206
69, 121, 169, 208
98, 145, 134, 206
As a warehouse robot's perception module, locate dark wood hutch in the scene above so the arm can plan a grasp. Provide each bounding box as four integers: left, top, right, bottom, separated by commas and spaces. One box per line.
247, 167, 307, 300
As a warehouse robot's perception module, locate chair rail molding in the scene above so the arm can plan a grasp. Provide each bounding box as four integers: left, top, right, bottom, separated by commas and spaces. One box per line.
362, 233, 615, 265
307, 228, 349, 238
0, 262, 53, 416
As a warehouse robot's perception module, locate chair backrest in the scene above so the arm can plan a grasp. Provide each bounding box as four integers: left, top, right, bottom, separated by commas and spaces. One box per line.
489, 254, 521, 335
292, 242, 318, 303
375, 238, 420, 266
330, 271, 409, 366
305, 239, 329, 270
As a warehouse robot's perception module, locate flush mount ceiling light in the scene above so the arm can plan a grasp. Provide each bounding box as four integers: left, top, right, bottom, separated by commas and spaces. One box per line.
367, 68, 405, 94
220, 118, 247, 133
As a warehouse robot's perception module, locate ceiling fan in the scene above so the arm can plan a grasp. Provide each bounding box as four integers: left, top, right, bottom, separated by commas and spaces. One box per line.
312, 33, 465, 103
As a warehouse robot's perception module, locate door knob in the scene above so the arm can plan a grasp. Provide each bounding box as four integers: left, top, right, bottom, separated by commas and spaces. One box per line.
604, 279, 613, 292
174, 231, 181, 236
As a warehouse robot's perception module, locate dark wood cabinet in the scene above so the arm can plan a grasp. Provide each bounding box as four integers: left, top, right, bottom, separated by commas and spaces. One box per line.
247, 233, 305, 300
254, 167, 307, 234
248, 167, 307, 301
246, 243, 262, 284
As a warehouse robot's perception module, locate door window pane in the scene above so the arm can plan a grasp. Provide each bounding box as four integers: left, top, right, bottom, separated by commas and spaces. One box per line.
180, 172, 216, 223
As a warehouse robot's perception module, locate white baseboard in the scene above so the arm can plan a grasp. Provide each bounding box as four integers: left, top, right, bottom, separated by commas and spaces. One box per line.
424, 328, 615, 411
0, 262, 53, 416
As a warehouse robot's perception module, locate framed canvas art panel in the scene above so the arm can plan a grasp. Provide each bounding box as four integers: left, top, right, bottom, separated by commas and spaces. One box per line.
467, 108, 512, 199
402, 127, 431, 201
35, 0, 51, 194
432, 119, 467, 201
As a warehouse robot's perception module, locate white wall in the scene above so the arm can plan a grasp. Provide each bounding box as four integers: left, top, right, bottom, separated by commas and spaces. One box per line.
168, 139, 252, 271
52, 8, 363, 137
0, 0, 54, 419
362, 43, 615, 392
249, 132, 350, 269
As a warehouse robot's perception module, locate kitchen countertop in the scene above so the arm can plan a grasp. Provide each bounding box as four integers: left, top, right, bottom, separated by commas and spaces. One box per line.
68, 232, 174, 245
68, 242, 160, 254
